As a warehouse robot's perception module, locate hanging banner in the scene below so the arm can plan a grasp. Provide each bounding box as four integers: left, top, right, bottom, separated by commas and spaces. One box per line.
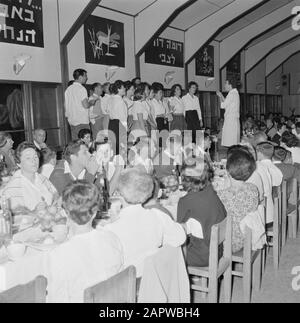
195, 45, 214, 77
145, 37, 184, 68
226, 53, 241, 84
0, 0, 44, 47
84, 15, 125, 67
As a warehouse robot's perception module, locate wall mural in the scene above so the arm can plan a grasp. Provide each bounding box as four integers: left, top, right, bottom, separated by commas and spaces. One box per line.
145, 37, 184, 68
195, 45, 214, 77
84, 15, 125, 67
0, 0, 44, 47
226, 53, 241, 87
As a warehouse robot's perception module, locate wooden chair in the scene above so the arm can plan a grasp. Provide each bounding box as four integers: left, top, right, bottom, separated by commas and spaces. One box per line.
188, 216, 232, 303
286, 179, 298, 239
232, 226, 262, 303
281, 180, 288, 246
266, 197, 280, 270
84, 266, 136, 303
0, 276, 47, 303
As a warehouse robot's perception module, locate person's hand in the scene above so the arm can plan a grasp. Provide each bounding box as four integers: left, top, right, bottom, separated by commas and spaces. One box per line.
216, 91, 222, 98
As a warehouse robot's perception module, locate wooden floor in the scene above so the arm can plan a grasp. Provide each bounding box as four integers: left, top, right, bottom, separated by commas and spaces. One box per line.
193, 233, 300, 303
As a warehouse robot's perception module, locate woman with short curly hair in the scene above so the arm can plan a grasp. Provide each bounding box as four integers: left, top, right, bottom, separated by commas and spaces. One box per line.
104, 168, 186, 277
3, 141, 58, 211
47, 180, 123, 303
177, 157, 227, 267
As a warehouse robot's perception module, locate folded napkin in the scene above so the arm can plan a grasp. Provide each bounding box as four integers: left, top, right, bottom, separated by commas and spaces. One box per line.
239, 209, 266, 250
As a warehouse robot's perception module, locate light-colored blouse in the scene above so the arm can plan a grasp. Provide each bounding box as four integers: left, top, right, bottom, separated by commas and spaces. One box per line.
131, 101, 149, 121
182, 93, 202, 120
168, 96, 185, 115
2, 170, 58, 211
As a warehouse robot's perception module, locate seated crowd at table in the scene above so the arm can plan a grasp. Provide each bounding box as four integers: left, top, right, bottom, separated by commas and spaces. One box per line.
0, 72, 300, 303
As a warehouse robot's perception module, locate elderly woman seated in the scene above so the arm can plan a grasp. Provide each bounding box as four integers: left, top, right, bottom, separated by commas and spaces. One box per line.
104, 168, 186, 277
2, 142, 58, 212
217, 149, 259, 253
177, 157, 227, 267
47, 180, 123, 303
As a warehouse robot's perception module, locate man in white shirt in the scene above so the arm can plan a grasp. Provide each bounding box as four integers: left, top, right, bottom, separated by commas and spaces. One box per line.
182, 82, 202, 143
33, 129, 47, 151
47, 181, 123, 303
256, 142, 283, 187
104, 169, 186, 277
49, 140, 99, 195
65, 69, 98, 140
256, 142, 283, 224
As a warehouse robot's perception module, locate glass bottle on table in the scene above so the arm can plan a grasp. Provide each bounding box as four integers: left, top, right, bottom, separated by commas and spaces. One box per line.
0, 196, 12, 244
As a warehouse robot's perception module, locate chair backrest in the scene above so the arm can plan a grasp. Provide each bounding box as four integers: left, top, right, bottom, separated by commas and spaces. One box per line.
0, 276, 47, 303
84, 266, 136, 303
208, 216, 232, 277
288, 178, 297, 205
242, 226, 252, 264
273, 196, 279, 232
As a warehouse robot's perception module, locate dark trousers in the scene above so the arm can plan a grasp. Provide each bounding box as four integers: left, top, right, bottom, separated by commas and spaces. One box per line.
108, 119, 126, 155
156, 117, 169, 148
185, 110, 201, 143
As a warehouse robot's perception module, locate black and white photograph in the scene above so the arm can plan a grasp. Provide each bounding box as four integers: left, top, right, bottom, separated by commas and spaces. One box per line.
84, 15, 125, 67
0, 0, 300, 309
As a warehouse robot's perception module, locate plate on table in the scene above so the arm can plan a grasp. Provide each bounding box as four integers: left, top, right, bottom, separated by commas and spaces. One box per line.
13, 227, 63, 252
13, 215, 37, 231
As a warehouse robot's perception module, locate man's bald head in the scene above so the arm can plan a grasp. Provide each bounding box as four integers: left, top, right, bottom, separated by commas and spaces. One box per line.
33, 129, 46, 144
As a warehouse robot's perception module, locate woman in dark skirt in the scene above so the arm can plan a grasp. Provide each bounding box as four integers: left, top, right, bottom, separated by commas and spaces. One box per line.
177, 157, 227, 267
182, 82, 203, 143
108, 80, 127, 155
168, 84, 187, 132
151, 83, 169, 132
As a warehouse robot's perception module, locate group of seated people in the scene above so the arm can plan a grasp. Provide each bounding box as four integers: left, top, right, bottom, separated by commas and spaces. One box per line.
0, 108, 300, 302
242, 112, 300, 164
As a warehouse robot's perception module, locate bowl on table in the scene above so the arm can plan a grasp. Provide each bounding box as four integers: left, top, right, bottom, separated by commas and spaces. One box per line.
6, 242, 26, 261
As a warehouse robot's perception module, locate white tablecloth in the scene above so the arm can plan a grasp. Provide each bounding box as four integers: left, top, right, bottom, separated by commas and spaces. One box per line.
0, 246, 49, 292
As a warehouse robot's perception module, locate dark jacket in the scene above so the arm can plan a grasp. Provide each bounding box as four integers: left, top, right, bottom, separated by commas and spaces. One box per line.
49, 160, 96, 195
177, 184, 227, 267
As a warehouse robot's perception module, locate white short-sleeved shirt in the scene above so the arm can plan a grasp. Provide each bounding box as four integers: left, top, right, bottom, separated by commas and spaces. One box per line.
104, 204, 186, 277
108, 94, 128, 128
47, 230, 123, 303
182, 93, 202, 120
131, 101, 149, 121
168, 96, 185, 115
152, 98, 167, 118
101, 94, 111, 115
65, 82, 89, 126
